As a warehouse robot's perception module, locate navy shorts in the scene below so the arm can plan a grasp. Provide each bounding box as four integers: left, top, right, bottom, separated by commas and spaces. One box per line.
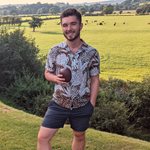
42, 100, 94, 132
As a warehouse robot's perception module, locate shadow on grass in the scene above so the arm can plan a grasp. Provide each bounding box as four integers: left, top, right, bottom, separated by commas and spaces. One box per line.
0, 95, 29, 114
40, 31, 62, 35
0, 95, 14, 106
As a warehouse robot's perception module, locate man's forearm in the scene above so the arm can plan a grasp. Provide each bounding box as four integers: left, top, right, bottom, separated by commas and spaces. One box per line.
44, 69, 65, 84
90, 75, 100, 107
44, 69, 57, 83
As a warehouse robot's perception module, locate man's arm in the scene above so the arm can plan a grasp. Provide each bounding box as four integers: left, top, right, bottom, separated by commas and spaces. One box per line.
90, 74, 100, 107
44, 69, 65, 84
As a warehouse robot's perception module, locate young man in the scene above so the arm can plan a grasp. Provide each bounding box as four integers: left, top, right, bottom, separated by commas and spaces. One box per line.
37, 8, 100, 150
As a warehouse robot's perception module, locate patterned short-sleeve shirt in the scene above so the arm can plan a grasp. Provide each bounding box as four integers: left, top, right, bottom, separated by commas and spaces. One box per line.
45, 40, 100, 109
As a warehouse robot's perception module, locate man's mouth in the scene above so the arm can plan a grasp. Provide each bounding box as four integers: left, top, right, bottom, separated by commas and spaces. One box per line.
66, 31, 74, 35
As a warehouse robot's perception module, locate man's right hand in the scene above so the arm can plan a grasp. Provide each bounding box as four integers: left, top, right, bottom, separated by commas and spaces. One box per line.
44, 69, 66, 84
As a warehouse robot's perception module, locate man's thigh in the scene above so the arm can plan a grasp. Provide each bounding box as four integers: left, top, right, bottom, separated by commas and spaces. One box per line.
69, 101, 94, 132
42, 101, 69, 129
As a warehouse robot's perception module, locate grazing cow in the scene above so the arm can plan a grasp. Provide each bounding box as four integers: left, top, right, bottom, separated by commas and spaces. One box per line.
114, 22, 116, 26
102, 21, 105, 24
99, 22, 103, 25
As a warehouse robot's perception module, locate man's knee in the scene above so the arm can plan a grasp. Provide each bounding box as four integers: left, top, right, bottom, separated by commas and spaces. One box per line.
73, 131, 85, 141
37, 127, 58, 143
38, 131, 49, 143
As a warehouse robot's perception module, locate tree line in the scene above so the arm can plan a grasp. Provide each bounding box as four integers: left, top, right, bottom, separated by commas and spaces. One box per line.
0, 2, 115, 16
0, 1, 149, 16
0, 16, 22, 26
0, 29, 150, 141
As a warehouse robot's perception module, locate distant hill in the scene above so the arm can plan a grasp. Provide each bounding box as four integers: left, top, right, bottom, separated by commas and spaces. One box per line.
99, 0, 126, 4
120, 0, 150, 9
99, 0, 150, 5
83, 0, 126, 5
98, 0, 150, 10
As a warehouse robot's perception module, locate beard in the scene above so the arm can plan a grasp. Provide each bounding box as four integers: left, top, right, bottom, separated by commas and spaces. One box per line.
63, 30, 80, 42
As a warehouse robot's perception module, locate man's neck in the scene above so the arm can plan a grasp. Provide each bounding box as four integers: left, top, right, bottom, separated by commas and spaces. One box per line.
66, 38, 83, 53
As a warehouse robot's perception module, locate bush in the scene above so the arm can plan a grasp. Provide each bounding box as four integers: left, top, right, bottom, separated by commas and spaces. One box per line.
90, 78, 129, 134
90, 101, 128, 134
0, 29, 42, 90
0, 29, 53, 116
96, 78, 130, 105
6, 71, 53, 115
127, 125, 150, 141
90, 77, 150, 140
33, 94, 52, 116
127, 77, 150, 130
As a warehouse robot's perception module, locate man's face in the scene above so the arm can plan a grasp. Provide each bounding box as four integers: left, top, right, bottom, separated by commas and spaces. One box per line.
61, 16, 83, 41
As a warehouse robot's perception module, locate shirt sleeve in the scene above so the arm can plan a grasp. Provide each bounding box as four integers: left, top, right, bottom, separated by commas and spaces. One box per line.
45, 48, 56, 73
89, 50, 100, 76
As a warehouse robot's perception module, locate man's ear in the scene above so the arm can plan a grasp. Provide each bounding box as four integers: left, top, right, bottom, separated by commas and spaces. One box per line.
80, 23, 83, 30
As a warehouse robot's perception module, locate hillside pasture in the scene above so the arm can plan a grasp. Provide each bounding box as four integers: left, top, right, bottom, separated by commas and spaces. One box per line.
10, 15, 150, 81
0, 100, 150, 150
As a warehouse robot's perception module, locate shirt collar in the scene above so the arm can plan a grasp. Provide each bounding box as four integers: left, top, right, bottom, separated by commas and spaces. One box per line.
60, 39, 88, 54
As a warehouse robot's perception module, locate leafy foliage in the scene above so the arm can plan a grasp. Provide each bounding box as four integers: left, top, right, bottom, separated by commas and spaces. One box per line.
120, 0, 150, 10
102, 5, 114, 14
90, 78, 129, 134
136, 4, 150, 14
6, 71, 53, 115
91, 101, 128, 134
127, 77, 150, 129
29, 16, 43, 32
90, 77, 150, 141
0, 29, 42, 90
0, 29, 53, 116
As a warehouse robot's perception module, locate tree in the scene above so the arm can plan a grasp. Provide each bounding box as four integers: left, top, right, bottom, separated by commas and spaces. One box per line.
78, 7, 87, 15
49, 6, 60, 15
99, 5, 104, 11
29, 16, 43, 32
37, 8, 44, 14
103, 5, 114, 14
119, 10, 123, 14
89, 7, 95, 14
0, 29, 42, 90
136, 4, 150, 14
136, 7, 143, 14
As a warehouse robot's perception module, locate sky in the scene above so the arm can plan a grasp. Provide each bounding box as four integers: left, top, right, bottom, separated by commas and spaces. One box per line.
0, 0, 105, 5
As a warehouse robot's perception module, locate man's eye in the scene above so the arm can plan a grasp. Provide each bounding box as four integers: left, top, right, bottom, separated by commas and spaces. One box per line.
71, 22, 77, 25
62, 24, 68, 27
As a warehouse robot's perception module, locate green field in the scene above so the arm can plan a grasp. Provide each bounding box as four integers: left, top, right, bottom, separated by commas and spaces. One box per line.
19, 15, 150, 81
0, 100, 150, 150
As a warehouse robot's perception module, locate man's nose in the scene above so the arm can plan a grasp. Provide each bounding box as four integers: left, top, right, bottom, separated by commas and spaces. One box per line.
66, 24, 72, 30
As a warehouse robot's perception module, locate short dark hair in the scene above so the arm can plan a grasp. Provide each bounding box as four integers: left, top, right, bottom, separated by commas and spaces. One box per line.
60, 8, 82, 24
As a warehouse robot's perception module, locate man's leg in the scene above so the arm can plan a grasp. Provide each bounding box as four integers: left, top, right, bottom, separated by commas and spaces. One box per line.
37, 126, 58, 150
72, 130, 86, 150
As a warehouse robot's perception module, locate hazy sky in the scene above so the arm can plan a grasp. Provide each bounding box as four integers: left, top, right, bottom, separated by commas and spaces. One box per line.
0, 0, 105, 5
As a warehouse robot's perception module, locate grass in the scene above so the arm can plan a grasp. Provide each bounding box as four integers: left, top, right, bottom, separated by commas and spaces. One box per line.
0, 100, 150, 150
27, 15, 150, 81
3, 15, 150, 81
